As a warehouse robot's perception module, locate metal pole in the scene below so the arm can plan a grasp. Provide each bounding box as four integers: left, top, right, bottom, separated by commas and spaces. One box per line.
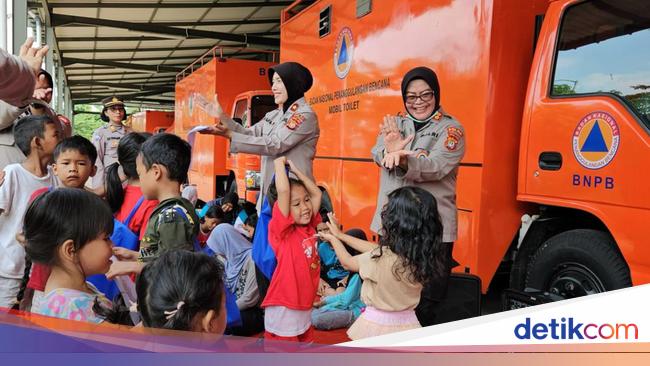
28, 11, 41, 47
12, 0, 27, 55
0, 0, 7, 50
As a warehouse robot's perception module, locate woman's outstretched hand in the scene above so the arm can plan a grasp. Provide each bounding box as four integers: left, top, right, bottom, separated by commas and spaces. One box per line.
380, 115, 414, 153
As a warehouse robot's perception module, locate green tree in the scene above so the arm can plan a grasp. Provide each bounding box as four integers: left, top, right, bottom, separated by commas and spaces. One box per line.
552, 84, 575, 95
73, 104, 103, 140
73, 104, 140, 140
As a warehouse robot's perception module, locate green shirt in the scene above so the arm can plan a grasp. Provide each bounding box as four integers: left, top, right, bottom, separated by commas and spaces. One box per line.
139, 197, 200, 262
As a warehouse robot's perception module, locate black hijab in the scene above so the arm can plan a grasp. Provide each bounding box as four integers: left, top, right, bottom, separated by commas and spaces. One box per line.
268, 62, 313, 113
401, 67, 441, 123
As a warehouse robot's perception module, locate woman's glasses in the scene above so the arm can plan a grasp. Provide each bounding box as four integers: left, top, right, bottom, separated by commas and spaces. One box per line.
108, 106, 124, 112
405, 91, 434, 104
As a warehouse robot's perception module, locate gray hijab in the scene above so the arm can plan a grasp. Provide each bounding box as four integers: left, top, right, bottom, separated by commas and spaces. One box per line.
206, 223, 252, 291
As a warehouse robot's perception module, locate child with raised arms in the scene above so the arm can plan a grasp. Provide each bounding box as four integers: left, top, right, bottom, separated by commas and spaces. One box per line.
262, 157, 322, 342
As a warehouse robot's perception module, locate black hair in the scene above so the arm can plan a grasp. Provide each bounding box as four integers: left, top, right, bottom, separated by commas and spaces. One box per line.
343, 229, 367, 257
106, 132, 149, 213
13, 114, 56, 156
378, 186, 446, 285
53, 135, 98, 165
222, 192, 239, 206
266, 177, 305, 207
24, 188, 114, 267
266, 177, 306, 208
202, 205, 225, 224
319, 209, 329, 223
136, 250, 225, 331
23, 189, 129, 324
244, 212, 258, 229
38, 69, 54, 89
266, 181, 278, 207
139, 133, 191, 185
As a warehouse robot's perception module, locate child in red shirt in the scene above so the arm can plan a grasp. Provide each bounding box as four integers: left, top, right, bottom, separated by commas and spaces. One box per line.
107, 132, 158, 240
262, 157, 322, 343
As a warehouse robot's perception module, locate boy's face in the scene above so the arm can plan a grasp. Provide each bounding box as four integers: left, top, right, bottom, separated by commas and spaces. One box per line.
136, 153, 158, 199
39, 122, 62, 158
316, 223, 329, 235
53, 149, 96, 188
201, 217, 220, 233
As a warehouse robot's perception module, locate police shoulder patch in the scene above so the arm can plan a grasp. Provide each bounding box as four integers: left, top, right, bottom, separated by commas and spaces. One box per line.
286, 113, 306, 130
447, 126, 464, 140
445, 135, 459, 151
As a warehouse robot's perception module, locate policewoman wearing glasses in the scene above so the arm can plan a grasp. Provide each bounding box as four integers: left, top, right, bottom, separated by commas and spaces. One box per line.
370, 66, 465, 327
90, 96, 132, 190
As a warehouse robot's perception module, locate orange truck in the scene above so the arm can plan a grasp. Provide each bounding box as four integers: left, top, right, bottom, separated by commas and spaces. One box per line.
278, 0, 650, 298
175, 48, 277, 200
130, 110, 174, 134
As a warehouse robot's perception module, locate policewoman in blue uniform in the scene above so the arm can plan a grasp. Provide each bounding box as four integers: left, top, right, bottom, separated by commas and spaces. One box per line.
371, 66, 465, 327
201, 62, 320, 212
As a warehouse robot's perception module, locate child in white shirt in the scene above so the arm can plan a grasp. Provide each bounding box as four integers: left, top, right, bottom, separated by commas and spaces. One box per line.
0, 115, 61, 309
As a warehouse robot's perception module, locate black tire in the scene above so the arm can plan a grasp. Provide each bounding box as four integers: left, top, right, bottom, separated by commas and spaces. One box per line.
525, 229, 631, 299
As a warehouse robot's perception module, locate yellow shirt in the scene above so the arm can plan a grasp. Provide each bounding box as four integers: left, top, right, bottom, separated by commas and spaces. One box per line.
358, 247, 423, 311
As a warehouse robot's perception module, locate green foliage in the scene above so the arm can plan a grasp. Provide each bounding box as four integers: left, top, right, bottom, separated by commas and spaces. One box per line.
73, 104, 103, 140
72, 104, 141, 140
552, 84, 575, 95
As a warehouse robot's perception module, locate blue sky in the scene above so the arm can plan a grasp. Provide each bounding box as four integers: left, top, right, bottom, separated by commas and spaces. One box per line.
554, 28, 650, 95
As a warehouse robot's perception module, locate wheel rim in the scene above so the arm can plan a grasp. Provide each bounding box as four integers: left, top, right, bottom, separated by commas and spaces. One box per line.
546, 262, 607, 299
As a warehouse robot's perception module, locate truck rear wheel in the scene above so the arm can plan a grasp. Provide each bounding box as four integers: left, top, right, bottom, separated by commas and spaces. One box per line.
524, 229, 630, 299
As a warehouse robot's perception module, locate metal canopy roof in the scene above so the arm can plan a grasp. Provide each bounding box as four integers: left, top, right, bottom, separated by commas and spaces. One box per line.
34, 0, 292, 107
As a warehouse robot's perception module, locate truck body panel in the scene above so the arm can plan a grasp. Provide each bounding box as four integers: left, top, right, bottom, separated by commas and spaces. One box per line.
281, 0, 548, 290
175, 57, 276, 200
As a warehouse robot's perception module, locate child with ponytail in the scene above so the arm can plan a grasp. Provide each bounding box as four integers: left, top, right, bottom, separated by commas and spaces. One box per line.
106, 132, 157, 239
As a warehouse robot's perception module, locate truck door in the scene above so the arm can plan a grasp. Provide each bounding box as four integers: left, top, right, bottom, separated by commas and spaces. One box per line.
522, 0, 650, 212
519, 0, 650, 290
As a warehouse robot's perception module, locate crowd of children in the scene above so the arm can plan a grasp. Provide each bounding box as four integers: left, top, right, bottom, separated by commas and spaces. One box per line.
0, 124, 451, 340
1, 39, 454, 343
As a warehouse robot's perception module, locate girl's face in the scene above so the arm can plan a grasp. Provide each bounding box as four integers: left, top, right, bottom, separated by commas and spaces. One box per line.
78, 232, 113, 275
193, 289, 227, 334
290, 184, 312, 225
211, 293, 227, 334
271, 73, 288, 106
405, 79, 436, 120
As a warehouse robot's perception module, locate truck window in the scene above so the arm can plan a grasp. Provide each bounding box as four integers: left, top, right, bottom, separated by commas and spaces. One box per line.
232, 99, 248, 126
551, 0, 650, 127
250, 95, 277, 127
